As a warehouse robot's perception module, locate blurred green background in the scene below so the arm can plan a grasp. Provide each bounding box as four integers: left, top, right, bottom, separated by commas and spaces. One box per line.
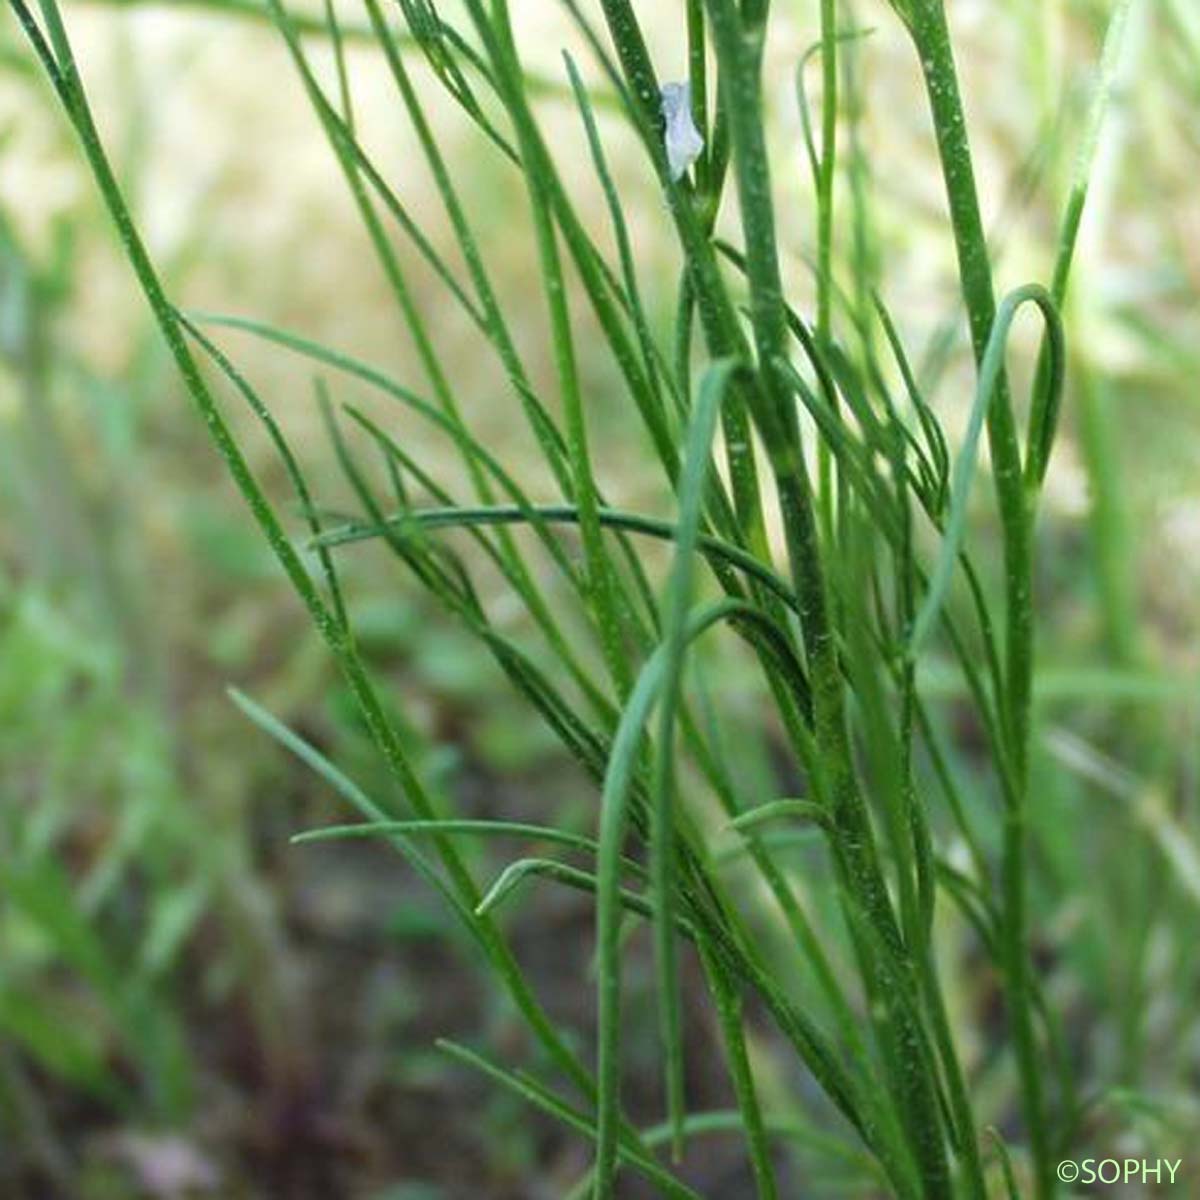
1, 1, 1198, 1196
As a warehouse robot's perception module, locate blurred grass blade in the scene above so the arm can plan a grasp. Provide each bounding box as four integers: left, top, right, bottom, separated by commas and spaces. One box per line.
650, 359, 738, 1158
437, 1040, 702, 1200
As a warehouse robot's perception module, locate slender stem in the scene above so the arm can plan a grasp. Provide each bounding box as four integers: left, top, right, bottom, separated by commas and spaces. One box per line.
704, 2, 951, 1191
686, 0, 708, 192
816, 0, 839, 544
816, 0, 837, 343
901, 2, 1049, 1193
476, 0, 634, 701
593, 0, 770, 555
698, 944, 779, 1200
320, 504, 799, 613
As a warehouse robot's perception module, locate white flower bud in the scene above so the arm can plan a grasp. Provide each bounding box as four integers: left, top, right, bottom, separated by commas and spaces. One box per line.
660, 81, 704, 182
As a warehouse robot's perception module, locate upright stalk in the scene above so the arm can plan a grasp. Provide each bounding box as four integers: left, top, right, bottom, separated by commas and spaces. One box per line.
704, 1, 952, 1191
816, 0, 837, 343
816, 0, 838, 540
898, 1, 1050, 1193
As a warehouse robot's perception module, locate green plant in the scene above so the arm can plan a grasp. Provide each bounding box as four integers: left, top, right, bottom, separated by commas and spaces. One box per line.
0, 211, 193, 1159
9, 0, 1154, 1195
0, 137, 311, 1190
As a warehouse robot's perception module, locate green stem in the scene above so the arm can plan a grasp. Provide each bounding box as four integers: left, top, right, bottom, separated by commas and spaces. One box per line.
698, 944, 779, 1200
901, 2, 1050, 1193
704, 1, 952, 1191
593, 0, 769, 556
816, 0, 837, 343
816, 0, 838, 539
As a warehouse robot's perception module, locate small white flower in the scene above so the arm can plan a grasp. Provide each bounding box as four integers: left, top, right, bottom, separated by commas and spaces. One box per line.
660, 81, 704, 182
